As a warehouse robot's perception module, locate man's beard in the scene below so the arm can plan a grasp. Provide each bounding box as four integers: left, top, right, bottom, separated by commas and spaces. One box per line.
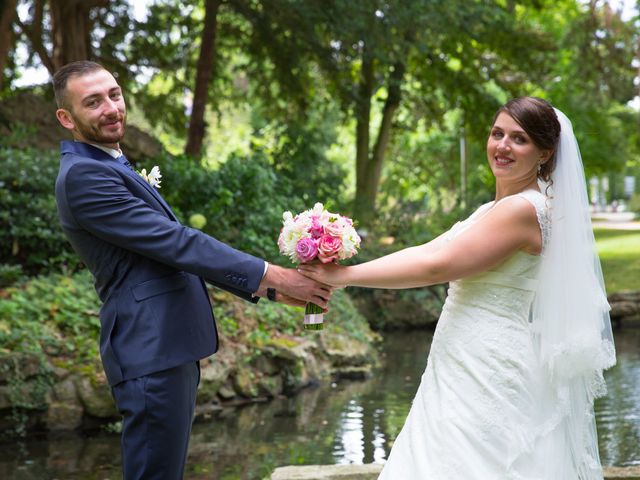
72, 113, 126, 145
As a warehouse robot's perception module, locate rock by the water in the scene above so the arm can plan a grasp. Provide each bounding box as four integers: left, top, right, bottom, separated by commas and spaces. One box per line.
0, 353, 42, 382
271, 464, 640, 480
197, 356, 233, 403
609, 290, 640, 320
271, 464, 383, 480
74, 376, 118, 419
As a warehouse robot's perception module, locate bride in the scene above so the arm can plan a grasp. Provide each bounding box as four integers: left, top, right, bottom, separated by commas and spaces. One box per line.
299, 97, 616, 479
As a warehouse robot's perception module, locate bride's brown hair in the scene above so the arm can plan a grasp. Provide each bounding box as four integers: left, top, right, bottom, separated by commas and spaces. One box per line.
493, 96, 561, 184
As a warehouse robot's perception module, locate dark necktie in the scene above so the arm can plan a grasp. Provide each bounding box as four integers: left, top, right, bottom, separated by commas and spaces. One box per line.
118, 155, 134, 171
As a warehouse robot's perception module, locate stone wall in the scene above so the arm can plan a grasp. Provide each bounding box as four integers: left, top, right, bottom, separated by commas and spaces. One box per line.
0, 333, 376, 434
609, 290, 640, 325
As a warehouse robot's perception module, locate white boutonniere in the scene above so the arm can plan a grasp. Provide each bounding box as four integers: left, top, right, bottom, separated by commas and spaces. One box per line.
138, 166, 162, 188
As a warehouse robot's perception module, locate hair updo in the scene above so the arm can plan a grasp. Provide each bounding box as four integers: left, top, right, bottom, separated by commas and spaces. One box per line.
493, 96, 561, 183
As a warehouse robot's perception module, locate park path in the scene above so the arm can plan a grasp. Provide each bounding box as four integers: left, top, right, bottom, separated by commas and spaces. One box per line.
591, 212, 640, 231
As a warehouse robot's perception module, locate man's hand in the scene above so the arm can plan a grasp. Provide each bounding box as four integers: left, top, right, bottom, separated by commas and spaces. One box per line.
270, 292, 307, 308
296, 262, 348, 288
257, 264, 333, 308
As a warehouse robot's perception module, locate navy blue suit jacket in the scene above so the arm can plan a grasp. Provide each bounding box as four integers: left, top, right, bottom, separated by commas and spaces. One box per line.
55, 141, 265, 386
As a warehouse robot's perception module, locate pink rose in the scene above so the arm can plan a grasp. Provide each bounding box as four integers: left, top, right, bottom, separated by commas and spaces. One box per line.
309, 216, 324, 239
323, 220, 345, 237
317, 234, 342, 264
296, 237, 318, 263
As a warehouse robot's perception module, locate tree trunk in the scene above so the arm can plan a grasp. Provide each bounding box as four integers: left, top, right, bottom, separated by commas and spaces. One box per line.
49, 0, 106, 71
185, 0, 222, 158
0, 0, 17, 90
354, 60, 404, 227
353, 48, 375, 226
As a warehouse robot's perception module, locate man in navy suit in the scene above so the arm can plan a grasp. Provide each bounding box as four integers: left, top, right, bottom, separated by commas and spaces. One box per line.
53, 61, 332, 479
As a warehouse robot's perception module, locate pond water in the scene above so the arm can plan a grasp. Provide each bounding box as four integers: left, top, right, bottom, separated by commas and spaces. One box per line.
1, 327, 639, 480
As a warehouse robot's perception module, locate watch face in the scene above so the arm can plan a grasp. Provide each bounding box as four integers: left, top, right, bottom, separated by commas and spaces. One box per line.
267, 288, 276, 301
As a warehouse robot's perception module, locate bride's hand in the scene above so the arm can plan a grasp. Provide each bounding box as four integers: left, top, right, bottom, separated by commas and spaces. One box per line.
297, 262, 348, 288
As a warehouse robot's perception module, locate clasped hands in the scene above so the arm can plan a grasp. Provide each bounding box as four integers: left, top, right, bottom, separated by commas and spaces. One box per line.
256, 264, 342, 311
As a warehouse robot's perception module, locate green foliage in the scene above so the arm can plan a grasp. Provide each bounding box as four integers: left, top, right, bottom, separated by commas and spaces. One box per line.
0, 146, 81, 278
377, 109, 492, 246
0, 264, 23, 288
252, 107, 350, 209
542, 3, 639, 176
0, 270, 101, 367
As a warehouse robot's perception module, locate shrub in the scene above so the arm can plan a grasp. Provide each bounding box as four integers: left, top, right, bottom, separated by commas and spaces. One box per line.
0, 264, 23, 288
0, 270, 101, 368
0, 147, 81, 277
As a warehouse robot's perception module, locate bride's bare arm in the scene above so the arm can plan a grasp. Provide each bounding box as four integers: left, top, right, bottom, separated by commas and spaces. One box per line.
297, 197, 541, 289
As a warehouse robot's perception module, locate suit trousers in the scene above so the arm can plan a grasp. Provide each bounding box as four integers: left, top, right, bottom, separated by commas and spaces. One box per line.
111, 362, 200, 480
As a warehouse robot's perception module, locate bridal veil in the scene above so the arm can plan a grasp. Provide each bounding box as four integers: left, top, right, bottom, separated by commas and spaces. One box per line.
528, 108, 616, 478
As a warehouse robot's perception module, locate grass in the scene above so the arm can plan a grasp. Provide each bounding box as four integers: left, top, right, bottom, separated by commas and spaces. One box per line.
593, 227, 640, 293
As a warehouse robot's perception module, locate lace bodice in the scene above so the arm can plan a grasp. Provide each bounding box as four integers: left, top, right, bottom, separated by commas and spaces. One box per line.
442, 189, 551, 320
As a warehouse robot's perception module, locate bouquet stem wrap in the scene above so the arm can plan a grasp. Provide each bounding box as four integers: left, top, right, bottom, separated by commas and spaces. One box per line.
304, 303, 324, 330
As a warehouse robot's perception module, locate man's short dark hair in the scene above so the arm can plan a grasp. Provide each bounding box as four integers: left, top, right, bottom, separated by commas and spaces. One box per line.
52, 61, 106, 109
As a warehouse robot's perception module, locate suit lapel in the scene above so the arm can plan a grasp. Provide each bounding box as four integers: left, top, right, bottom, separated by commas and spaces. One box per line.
126, 168, 178, 222
60, 141, 179, 222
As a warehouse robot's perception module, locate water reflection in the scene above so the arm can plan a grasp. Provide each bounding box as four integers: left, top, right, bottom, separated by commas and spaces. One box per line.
335, 400, 364, 463
595, 327, 640, 466
1, 328, 638, 479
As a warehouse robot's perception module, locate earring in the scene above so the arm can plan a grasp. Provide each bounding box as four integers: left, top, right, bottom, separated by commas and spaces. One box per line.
537, 163, 542, 174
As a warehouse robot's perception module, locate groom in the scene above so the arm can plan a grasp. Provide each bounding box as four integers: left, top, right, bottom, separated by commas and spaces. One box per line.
53, 60, 331, 479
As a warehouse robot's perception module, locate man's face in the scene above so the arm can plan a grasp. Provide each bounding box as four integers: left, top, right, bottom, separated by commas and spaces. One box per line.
56, 69, 126, 149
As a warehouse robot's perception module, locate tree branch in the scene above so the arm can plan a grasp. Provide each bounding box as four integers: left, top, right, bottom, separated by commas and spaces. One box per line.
0, 0, 18, 88
14, 9, 54, 75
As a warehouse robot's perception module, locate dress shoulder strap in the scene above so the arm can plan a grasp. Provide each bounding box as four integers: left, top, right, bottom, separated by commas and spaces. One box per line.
513, 189, 551, 249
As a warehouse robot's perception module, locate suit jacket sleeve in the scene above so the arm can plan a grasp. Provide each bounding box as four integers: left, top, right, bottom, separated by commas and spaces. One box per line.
62, 159, 265, 298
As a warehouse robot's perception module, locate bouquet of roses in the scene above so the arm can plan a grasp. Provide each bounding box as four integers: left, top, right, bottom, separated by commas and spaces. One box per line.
278, 202, 361, 330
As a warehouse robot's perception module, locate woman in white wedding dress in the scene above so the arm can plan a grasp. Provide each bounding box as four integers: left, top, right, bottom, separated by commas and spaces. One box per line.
299, 97, 616, 479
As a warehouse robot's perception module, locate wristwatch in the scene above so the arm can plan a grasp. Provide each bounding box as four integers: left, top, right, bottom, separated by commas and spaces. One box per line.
267, 288, 277, 302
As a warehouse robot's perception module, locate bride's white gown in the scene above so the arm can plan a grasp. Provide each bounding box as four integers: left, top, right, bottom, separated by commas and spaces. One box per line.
379, 190, 604, 479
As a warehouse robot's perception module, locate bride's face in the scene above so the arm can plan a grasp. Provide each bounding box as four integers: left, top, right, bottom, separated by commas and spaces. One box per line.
487, 112, 549, 183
